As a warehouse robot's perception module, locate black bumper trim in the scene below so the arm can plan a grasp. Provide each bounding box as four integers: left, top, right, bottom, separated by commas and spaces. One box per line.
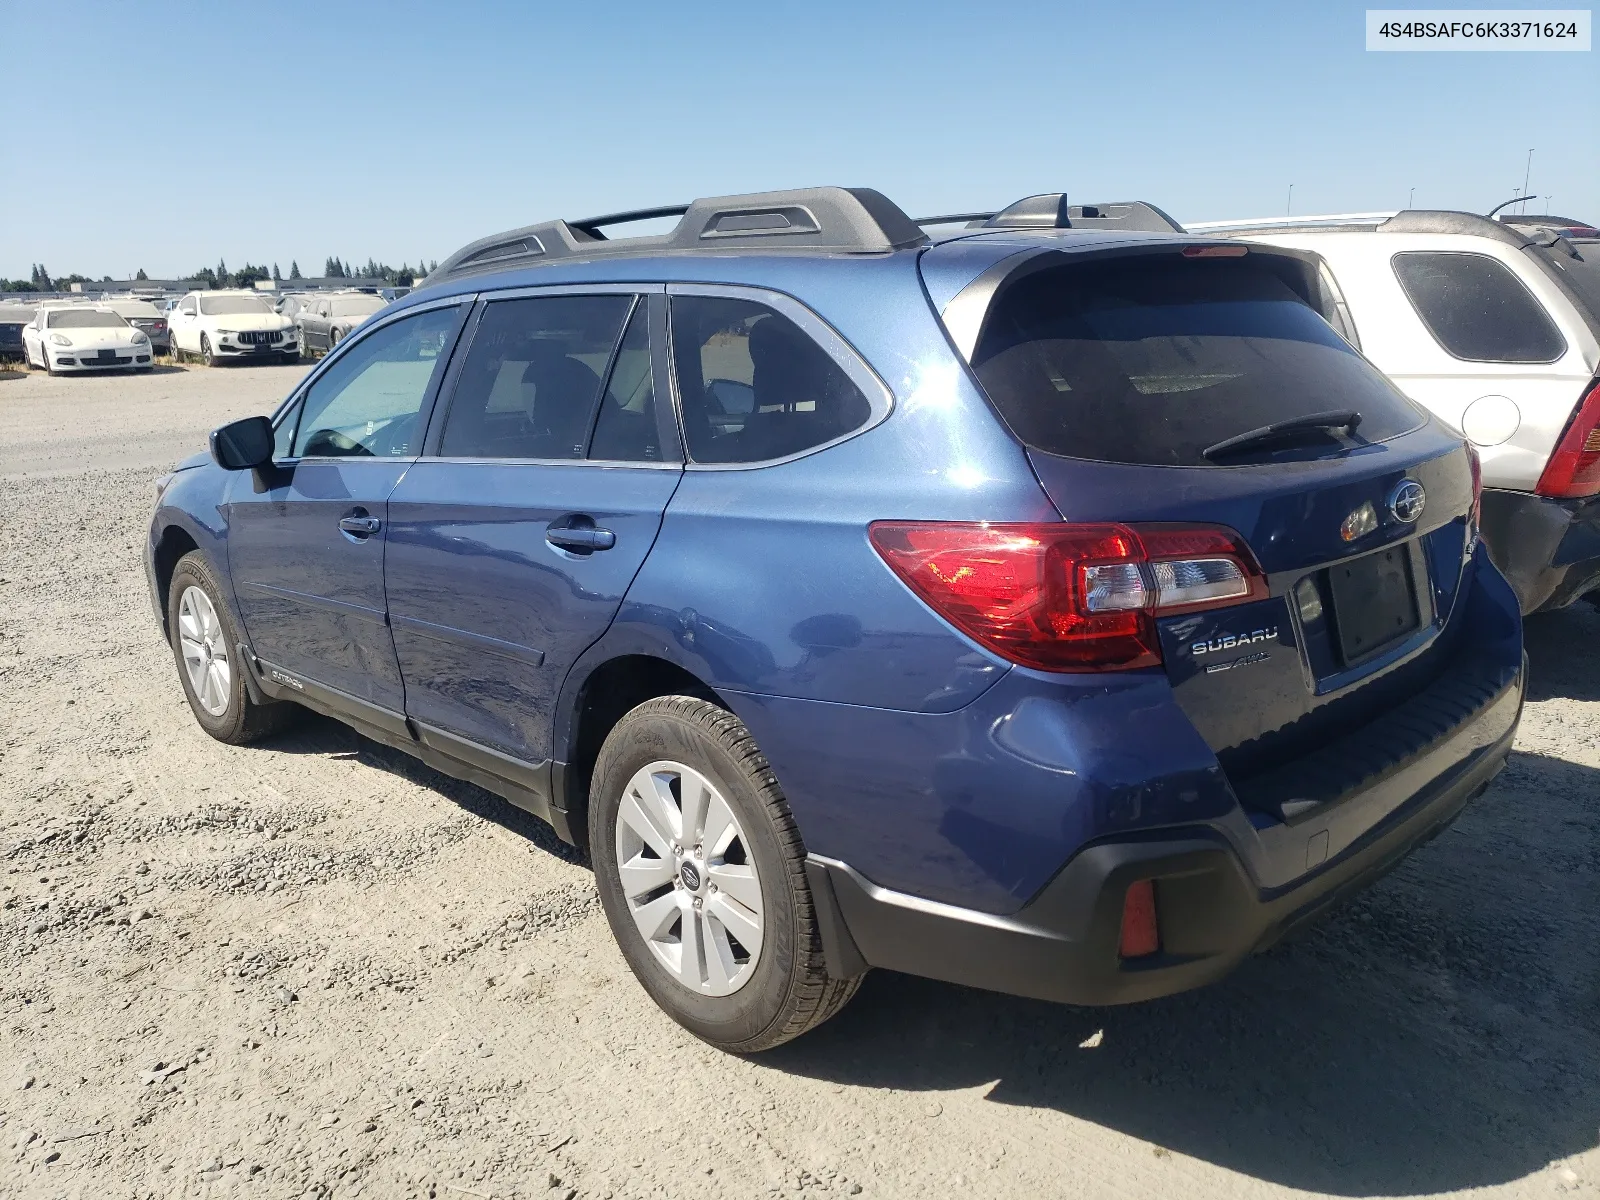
811, 712, 1515, 1006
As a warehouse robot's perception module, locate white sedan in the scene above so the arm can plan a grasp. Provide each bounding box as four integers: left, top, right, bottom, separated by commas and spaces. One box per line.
167, 290, 300, 366
23, 306, 154, 374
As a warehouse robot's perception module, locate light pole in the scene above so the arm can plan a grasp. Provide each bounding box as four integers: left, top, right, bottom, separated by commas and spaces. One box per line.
1286, 183, 1293, 216
1521, 149, 1534, 213
1408, 187, 1416, 209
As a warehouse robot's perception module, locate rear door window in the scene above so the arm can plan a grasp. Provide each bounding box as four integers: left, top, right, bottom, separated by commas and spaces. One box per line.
669, 296, 874, 464
1392, 251, 1566, 363
970, 255, 1424, 467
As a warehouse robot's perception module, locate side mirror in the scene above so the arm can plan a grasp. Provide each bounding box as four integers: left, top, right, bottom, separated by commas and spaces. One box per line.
210, 415, 275, 471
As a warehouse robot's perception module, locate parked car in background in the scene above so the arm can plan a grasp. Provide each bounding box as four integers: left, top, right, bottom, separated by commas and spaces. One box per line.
0, 303, 36, 361
167, 290, 300, 366
103, 296, 170, 354
1191, 209, 1600, 614
147, 186, 1522, 1052
23, 305, 153, 373
275, 293, 314, 321
295, 291, 388, 353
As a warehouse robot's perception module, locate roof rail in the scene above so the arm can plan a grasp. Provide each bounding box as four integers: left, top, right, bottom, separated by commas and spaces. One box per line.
1189, 209, 1537, 248
916, 195, 1183, 234
421, 187, 929, 287
1185, 212, 1398, 233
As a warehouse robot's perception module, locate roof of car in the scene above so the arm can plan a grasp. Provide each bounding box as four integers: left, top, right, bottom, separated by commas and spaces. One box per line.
415, 187, 1199, 294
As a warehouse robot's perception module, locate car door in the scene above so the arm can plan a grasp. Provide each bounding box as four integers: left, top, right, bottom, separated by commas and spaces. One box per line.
171, 294, 199, 352
306, 298, 332, 350
384, 287, 681, 768
223, 299, 470, 721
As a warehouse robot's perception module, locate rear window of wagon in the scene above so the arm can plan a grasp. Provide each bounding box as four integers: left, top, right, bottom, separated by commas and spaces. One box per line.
970, 255, 1426, 467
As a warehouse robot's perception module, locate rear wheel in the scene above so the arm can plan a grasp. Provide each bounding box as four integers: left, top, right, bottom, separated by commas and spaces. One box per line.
589, 696, 862, 1052
166, 551, 299, 744
200, 334, 215, 368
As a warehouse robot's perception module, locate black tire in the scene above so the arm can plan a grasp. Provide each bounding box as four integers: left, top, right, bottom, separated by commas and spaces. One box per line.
166, 551, 300, 744
200, 334, 215, 368
329, 327, 343, 351
589, 696, 862, 1052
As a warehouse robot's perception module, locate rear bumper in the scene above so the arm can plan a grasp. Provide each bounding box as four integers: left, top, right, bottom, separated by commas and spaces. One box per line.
1480, 488, 1600, 612
809, 657, 1521, 1004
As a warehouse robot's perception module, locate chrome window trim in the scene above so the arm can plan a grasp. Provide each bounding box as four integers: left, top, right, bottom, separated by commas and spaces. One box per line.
414, 456, 680, 471
474, 281, 668, 299
663, 281, 894, 471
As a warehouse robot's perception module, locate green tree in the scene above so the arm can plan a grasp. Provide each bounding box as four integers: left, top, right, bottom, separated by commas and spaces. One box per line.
4, 280, 38, 293
216, 259, 229, 287
289, 260, 302, 280
272, 263, 282, 281
135, 268, 149, 281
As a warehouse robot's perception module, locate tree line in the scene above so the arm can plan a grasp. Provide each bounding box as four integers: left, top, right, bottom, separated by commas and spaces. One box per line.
4, 258, 439, 293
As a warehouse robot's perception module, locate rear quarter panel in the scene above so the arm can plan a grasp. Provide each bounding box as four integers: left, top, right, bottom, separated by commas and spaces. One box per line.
607, 259, 1056, 714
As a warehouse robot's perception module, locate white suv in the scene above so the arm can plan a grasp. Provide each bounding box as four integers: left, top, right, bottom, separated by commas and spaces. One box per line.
1191, 210, 1600, 614
167, 289, 300, 367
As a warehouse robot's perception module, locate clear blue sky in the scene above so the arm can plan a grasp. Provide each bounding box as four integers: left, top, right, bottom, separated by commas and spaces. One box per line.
3, 0, 1594, 281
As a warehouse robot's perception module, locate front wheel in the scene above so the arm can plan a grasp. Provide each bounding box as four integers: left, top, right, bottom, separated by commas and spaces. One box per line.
589, 696, 862, 1052
166, 551, 299, 744
200, 334, 215, 368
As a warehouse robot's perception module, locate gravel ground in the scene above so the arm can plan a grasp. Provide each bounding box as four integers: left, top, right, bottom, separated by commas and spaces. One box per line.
2, 363, 1597, 1200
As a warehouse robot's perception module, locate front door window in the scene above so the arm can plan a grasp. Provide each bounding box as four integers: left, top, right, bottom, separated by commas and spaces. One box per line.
293, 306, 461, 458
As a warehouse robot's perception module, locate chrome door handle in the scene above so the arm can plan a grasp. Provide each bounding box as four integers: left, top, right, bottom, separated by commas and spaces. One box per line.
339, 516, 382, 536
545, 525, 616, 552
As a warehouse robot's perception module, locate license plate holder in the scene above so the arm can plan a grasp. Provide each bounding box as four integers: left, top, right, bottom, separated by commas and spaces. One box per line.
1328, 543, 1420, 663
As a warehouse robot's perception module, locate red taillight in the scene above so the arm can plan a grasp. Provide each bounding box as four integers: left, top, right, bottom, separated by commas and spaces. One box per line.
154, 320, 167, 331
1119, 880, 1160, 959
867, 521, 1265, 672
1535, 379, 1600, 499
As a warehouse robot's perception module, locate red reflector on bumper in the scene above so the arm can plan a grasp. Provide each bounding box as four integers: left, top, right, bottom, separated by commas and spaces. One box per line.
1119, 879, 1160, 959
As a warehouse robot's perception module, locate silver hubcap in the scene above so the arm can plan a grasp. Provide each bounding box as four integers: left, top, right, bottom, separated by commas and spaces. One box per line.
177, 585, 230, 717
614, 761, 764, 997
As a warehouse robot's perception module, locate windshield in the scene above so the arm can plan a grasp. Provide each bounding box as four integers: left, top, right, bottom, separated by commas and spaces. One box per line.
331, 297, 384, 316
108, 301, 160, 317
49, 310, 129, 329
200, 295, 274, 316
970, 254, 1426, 466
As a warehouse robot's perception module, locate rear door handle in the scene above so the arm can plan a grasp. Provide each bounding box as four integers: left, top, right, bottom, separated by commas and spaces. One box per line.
545, 525, 616, 552
339, 516, 382, 536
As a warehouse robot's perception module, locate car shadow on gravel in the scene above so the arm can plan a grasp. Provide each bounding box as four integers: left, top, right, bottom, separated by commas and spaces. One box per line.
1523, 602, 1600, 702
765, 746, 1600, 1197
263, 711, 586, 866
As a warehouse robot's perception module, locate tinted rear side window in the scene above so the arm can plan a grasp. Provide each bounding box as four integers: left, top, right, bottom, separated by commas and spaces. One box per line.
1392, 251, 1566, 363
669, 296, 873, 464
970, 255, 1424, 467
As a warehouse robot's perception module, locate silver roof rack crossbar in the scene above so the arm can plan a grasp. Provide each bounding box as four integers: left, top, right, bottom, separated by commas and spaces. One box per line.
422, 187, 929, 287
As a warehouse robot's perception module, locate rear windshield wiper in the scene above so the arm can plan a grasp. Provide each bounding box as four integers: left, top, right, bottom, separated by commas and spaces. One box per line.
1202, 410, 1362, 461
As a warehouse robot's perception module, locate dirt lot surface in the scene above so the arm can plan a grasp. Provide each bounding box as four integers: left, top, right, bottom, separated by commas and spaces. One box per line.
2, 364, 1597, 1200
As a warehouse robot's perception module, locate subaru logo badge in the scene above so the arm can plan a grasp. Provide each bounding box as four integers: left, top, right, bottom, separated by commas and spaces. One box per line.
1387, 480, 1426, 524
679, 861, 702, 891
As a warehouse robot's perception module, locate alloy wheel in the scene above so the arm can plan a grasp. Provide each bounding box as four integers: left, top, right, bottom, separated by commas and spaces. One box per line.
177, 585, 231, 716
613, 760, 764, 997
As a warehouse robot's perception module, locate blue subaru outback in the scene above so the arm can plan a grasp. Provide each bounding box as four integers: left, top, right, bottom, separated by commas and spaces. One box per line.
147, 187, 1525, 1051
